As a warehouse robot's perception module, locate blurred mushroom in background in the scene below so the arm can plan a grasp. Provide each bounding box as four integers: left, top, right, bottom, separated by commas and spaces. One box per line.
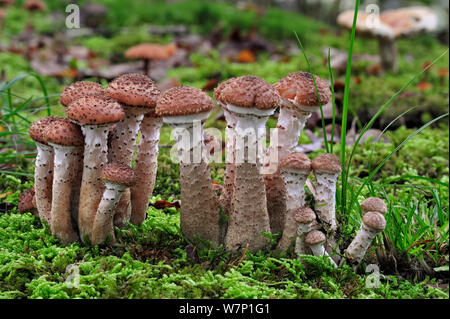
337, 6, 438, 72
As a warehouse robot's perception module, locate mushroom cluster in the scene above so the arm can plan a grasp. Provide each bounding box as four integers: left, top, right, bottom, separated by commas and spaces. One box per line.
22, 71, 387, 269
27, 74, 161, 245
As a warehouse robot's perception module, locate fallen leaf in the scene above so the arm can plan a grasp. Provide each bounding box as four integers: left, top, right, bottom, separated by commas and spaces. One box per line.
0, 191, 13, 199
150, 200, 181, 210
202, 78, 220, 92
236, 49, 256, 63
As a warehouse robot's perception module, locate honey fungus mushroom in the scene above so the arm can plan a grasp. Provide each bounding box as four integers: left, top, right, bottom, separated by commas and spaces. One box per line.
265, 72, 331, 234
106, 73, 161, 228
305, 230, 337, 267
91, 163, 136, 245
66, 95, 125, 243
337, 7, 438, 71
125, 43, 177, 77
276, 152, 312, 252
156, 86, 221, 247
219, 75, 280, 253
43, 118, 84, 244
346, 211, 386, 268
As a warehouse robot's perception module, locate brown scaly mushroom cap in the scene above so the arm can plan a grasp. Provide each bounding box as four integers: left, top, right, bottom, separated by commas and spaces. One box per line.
29, 116, 58, 145
66, 95, 125, 125
60, 81, 105, 107
156, 85, 213, 117
280, 152, 312, 171
360, 197, 387, 215
18, 188, 35, 213
363, 211, 386, 232
106, 73, 160, 108
305, 230, 326, 245
101, 162, 137, 187
294, 207, 316, 224
43, 118, 84, 147
311, 153, 341, 174
213, 77, 236, 105
274, 72, 331, 108
220, 75, 280, 110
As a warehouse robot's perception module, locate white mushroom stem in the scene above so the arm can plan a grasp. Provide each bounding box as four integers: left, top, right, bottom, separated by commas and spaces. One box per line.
220, 105, 237, 217
34, 142, 53, 225
78, 124, 110, 242
130, 115, 163, 225
264, 102, 312, 234
314, 170, 339, 232
69, 146, 83, 226
295, 222, 314, 255
108, 108, 144, 163
91, 181, 127, 245
308, 241, 338, 268
270, 104, 312, 160
378, 37, 398, 72
283, 169, 309, 211
165, 112, 221, 247
276, 169, 309, 251
109, 108, 145, 228
49, 144, 81, 244
346, 215, 385, 267
225, 104, 273, 253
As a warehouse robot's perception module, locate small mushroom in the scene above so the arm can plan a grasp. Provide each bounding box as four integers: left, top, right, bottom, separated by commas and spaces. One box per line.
18, 187, 38, 217
43, 118, 84, 244
219, 75, 280, 253
91, 163, 136, 245
360, 197, 387, 215
106, 73, 161, 227
29, 116, 57, 224
156, 86, 221, 247
311, 153, 341, 233
125, 43, 177, 77
265, 72, 331, 234
276, 152, 311, 251
59, 81, 105, 107
66, 95, 125, 242
294, 207, 316, 255
337, 7, 438, 71
305, 230, 337, 267
346, 211, 386, 268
